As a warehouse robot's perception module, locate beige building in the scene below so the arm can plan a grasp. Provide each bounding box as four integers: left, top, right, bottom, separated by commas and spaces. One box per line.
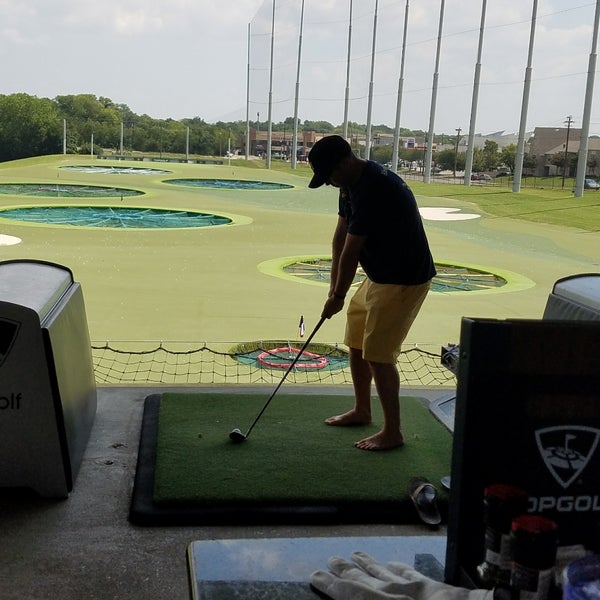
528, 127, 600, 177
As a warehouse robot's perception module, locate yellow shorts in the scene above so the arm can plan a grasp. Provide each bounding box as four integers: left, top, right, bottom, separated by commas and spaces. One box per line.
344, 279, 431, 364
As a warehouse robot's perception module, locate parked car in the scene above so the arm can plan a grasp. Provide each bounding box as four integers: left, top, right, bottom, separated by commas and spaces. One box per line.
584, 178, 600, 190
471, 173, 491, 181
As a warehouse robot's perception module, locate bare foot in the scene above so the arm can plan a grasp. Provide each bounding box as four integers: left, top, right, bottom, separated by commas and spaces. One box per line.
354, 431, 404, 451
324, 409, 371, 426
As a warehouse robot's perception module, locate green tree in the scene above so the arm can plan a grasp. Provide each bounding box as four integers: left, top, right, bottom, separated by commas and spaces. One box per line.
500, 144, 517, 171
302, 119, 335, 133
482, 140, 499, 170
435, 149, 455, 170
436, 148, 465, 171
522, 153, 537, 175
0, 93, 62, 161
370, 145, 392, 164
53, 94, 125, 153
471, 148, 487, 172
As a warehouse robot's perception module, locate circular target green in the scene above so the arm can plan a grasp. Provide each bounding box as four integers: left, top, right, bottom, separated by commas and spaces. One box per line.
259, 256, 534, 295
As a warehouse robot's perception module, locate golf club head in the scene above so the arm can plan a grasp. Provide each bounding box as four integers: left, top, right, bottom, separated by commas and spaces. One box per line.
229, 428, 247, 443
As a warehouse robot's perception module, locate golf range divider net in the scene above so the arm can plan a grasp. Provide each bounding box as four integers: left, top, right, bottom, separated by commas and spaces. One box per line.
90, 341, 456, 386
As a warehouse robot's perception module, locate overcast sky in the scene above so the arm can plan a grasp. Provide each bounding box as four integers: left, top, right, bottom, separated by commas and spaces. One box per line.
2, 0, 599, 135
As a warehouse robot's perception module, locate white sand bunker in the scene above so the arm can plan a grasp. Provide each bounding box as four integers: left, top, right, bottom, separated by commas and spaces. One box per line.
0, 234, 22, 246
419, 207, 480, 221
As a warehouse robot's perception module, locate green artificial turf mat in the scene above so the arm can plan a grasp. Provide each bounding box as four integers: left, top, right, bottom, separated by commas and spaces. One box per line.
151, 392, 452, 518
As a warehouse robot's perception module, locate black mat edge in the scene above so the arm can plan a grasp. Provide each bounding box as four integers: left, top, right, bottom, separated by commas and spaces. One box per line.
129, 393, 447, 527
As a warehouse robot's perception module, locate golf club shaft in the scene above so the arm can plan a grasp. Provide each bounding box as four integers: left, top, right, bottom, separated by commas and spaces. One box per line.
244, 316, 326, 439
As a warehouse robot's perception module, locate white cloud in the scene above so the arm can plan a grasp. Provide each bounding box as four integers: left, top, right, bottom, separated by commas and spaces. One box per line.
112, 8, 164, 35
0, 0, 597, 134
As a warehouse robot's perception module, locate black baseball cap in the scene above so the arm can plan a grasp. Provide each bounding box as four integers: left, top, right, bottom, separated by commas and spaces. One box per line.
308, 135, 352, 188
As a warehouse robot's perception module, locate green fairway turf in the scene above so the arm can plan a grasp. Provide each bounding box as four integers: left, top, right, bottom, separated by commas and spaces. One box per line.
153, 392, 452, 507
0, 155, 598, 351
408, 180, 600, 231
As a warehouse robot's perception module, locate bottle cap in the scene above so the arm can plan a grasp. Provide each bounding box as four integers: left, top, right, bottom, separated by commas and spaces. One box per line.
511, 515, 559, 569
483, 484, 529, 530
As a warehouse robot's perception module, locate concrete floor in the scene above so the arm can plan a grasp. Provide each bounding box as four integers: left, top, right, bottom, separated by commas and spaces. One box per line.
0, 385, 448, 600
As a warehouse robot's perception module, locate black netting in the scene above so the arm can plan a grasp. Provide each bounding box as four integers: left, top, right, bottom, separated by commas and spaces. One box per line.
91, 341, 456, 387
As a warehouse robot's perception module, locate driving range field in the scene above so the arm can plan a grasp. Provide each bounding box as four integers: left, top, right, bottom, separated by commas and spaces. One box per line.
0, 154, 598, 354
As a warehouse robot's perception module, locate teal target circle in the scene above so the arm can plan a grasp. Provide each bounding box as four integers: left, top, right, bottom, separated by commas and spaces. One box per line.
0, 183, 143, 198
164, 178, 293, 190
0, 206, 233, 229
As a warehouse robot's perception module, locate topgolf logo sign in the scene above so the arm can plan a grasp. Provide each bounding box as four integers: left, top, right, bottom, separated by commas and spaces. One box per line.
535, 426, 600, 490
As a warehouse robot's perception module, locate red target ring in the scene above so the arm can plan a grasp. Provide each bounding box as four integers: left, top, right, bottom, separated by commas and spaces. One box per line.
257, 347, 328, 370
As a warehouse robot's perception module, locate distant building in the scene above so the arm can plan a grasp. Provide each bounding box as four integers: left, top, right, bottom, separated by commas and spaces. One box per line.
244, 126, 599, 177
540, 138, 600, 177
246, 128, 324, 160
466, 131, 526, 149
528, 127, 579, 176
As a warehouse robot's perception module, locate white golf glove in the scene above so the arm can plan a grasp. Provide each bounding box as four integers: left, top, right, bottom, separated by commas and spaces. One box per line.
310, 551, 494, 600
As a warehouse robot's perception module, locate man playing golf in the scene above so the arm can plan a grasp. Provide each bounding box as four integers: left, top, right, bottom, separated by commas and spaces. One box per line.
308, 135, 436, 451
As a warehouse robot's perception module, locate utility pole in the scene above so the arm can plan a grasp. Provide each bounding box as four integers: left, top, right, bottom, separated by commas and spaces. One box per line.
562, 115, 574, 188
256, 112, 260, 157
454, 127, 462, 177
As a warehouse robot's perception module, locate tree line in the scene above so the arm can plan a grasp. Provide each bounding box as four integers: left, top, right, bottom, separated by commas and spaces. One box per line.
0, 93, 380, 162
0, 93, 245, 161
0, 92, 536, 174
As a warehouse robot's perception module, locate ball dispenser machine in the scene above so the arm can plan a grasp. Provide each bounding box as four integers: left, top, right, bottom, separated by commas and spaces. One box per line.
0, 260, 97, 498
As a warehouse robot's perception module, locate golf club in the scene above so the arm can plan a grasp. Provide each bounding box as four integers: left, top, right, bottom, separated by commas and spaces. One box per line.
229, 316, 326, 443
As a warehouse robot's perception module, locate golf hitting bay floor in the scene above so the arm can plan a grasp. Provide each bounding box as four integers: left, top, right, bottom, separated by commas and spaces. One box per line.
129, 392, 452, 526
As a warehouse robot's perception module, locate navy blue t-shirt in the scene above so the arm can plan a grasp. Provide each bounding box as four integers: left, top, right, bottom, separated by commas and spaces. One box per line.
338, 160, 436, 285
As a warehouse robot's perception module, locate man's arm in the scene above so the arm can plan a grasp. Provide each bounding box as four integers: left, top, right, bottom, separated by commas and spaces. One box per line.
322, 230, 365, 319
329, 216, 348, 296
334, 233, 364, 298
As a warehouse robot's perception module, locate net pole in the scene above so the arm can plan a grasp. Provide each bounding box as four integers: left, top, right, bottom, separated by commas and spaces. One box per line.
392, 0, 410, 174
343, 0, 353, 140
291, 0, 305, 169
423, 0, 445, 184
364, 0, 379, 160
245, 22, 251, 160
266, 0, 275, 170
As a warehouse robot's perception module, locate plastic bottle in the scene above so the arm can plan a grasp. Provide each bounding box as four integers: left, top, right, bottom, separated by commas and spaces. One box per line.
476, 483, 530, 588
510, 515, 559, 600
563, 554, 600, 600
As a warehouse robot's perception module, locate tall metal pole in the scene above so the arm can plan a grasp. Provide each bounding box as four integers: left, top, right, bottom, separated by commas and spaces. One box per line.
63, 119, 67, 155
245, 22, 251, 160
512, 0, 538, 193
464, 0, 487, 185
365, 0, 379, 160
266, 0, 275, 169
291, 0, 305, 169
392, 0, 410, 173
424, 0, 445, 184
343, 0, 353, 140
574, 0, 600, 198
